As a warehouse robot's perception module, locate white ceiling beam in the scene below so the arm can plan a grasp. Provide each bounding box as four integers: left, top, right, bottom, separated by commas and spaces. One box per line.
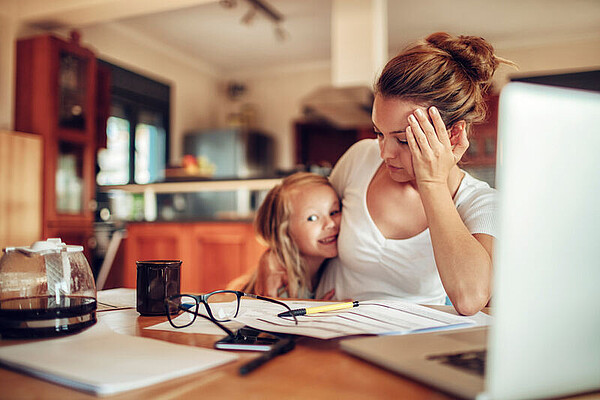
331, 0, 387, 87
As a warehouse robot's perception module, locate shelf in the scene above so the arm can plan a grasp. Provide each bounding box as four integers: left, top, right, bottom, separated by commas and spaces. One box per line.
99, 178, 282, 194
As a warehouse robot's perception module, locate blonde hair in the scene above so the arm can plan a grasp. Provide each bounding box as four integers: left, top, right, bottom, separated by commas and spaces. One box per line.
375, 32, 516, 135
245, 172, 335, 297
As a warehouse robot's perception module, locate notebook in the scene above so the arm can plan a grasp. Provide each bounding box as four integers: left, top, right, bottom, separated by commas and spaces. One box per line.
341, 82, 600, 399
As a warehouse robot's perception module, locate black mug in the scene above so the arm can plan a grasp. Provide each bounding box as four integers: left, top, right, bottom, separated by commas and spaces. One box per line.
136, 260, 181, 316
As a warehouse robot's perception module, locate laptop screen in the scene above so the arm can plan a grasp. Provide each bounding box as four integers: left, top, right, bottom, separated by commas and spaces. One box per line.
487, 82, 600, 399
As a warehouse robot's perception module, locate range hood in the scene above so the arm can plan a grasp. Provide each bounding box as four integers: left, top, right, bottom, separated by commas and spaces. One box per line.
301, 85, 374, 129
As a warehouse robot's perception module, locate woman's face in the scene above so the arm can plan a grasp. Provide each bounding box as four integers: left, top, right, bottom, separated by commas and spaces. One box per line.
288, 184, 341, 261
372, 95, 428, 183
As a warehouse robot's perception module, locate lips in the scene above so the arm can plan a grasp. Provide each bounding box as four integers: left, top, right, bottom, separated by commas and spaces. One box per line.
318, 234, 338, 245
386, 163, 402, 171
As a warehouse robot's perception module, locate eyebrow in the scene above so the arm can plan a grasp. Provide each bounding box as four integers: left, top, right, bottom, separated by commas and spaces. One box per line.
372, 123, 407, 135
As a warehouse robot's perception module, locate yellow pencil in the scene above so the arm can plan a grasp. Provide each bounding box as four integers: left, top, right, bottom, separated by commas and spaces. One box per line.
278, 301, 359, 317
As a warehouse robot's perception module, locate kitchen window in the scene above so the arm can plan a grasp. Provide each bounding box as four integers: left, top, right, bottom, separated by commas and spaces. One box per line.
96, 61, 170, 185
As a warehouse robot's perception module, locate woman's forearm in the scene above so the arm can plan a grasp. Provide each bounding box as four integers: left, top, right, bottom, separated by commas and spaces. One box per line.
419, 183, 493, 315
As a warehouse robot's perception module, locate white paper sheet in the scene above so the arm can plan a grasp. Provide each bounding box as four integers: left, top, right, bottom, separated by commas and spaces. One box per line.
233, 299, 478, 339
97, 288, 136, 311
0, 320, 238, 396
146, 299, 485, 340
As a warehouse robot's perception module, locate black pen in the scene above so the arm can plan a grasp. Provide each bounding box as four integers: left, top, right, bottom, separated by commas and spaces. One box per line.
238, 338, 295, 375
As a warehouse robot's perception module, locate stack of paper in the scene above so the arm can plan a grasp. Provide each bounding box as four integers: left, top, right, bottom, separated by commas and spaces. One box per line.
147, 299, 484, 340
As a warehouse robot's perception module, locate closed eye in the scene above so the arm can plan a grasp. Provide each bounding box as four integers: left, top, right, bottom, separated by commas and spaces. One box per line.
396, 138, 408, 145
330, 209, 340, 216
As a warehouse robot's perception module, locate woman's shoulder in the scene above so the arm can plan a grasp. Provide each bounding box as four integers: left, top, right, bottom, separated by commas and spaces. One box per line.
456, 171, 497, 199
330, 138, 379, 190
455, 171, 498, 235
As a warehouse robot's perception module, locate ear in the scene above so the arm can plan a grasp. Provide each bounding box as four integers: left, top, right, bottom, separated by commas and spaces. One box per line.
448, 120, 467, 146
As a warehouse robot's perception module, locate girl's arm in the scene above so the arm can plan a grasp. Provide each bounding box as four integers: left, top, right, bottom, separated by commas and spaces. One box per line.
407, 107, 492, 315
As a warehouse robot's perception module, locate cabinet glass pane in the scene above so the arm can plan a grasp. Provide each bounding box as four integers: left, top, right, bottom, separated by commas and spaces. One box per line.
58, 51, 87, 130
135, 119, 166, 184
56, 142, 84, 214
97, 116, 130, 185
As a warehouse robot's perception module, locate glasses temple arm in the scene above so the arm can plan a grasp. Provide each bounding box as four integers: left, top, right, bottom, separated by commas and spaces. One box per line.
244, 293, 298, 325
180, 306, 236, 338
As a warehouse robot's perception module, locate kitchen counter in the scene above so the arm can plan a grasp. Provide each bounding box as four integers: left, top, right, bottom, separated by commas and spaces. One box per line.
99, 176, 282, 194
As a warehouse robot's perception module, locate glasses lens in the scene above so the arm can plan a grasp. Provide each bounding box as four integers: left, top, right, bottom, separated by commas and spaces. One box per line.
206, 291, 238, 321
168, 295, 200, 328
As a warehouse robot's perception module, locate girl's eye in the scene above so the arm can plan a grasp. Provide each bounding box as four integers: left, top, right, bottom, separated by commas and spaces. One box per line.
330, 209, 340, 216
374, 131, 383, 139
396, 138, 408, 145
307, 215, 318, 222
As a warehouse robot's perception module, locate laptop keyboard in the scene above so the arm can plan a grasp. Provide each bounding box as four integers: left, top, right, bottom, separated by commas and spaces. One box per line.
427, 350, 487, 376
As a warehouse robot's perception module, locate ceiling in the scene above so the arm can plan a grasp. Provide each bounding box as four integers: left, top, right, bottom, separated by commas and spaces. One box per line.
103, 0, 600, 75
16, 0, 600, 75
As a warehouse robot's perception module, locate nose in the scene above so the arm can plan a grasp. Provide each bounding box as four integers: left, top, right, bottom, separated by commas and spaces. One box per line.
380, 136, 397, 160
323, 215, 337, 230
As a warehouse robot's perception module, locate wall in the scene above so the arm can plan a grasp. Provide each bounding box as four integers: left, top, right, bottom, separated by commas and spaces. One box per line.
227, 63, 331, 169
75, 23, 222, 164
493, 36, 600, 89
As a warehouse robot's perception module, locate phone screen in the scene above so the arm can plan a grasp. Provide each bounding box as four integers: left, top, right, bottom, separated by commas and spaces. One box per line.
214, 328, 282, 351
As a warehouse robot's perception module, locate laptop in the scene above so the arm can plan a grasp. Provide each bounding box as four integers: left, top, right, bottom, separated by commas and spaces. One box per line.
341, 82, 600, 400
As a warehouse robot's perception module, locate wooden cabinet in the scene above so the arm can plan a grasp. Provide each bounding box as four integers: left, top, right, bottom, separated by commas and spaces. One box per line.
295, 121, 373, 167
460, 94, 499, 167
122, 222, 265, 293
14, 32, 98, 258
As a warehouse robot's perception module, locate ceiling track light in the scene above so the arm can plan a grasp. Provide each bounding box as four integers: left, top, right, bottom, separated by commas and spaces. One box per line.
221, 0, 288, 41
241, 7, 258, 25
245, 0, 283, 23
219, 0, 237, 8
274, 23, 289, 42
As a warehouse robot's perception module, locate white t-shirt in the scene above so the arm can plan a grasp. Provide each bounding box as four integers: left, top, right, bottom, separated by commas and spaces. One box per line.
316, 139, 498, 304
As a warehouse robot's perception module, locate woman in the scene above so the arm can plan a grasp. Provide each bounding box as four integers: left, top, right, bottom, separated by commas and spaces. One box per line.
261, 32, 513, 315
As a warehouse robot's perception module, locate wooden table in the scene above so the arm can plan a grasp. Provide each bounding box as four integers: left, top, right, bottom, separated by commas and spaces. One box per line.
0, 306, 596, 400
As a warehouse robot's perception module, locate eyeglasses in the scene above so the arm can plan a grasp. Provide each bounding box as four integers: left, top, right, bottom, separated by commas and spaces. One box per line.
164, 290, 298, 333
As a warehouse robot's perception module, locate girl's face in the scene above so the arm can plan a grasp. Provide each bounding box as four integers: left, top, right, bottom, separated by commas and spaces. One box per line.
288, 184, 341, 262
372, 95, 427, 183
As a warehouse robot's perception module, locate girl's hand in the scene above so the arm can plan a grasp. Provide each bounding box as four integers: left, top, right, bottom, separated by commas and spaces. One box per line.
319, 289, 335, 301
406, 107, 469, 187
254, 253, 288, 297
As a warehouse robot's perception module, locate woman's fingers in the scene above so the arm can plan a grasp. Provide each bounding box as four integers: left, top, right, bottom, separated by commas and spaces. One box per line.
408, 114, 430, 153
413, 108, 443, 150
429, 106, 451, 146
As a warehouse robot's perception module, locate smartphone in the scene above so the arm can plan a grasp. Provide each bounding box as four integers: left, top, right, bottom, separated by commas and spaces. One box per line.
214, 328, 283, 351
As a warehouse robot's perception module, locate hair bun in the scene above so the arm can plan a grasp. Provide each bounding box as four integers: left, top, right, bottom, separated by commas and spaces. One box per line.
426, 32, 498, 86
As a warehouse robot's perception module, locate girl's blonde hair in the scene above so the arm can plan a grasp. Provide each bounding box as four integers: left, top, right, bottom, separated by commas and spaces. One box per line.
246, 172, 334, 297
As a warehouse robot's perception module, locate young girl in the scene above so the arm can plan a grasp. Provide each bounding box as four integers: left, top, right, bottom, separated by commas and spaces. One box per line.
231, 172, 341, 299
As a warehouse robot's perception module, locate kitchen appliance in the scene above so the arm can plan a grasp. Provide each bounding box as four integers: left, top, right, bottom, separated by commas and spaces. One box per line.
183, 129, 274, 178
0, 238, 97, 338
174, 129, 274, 220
